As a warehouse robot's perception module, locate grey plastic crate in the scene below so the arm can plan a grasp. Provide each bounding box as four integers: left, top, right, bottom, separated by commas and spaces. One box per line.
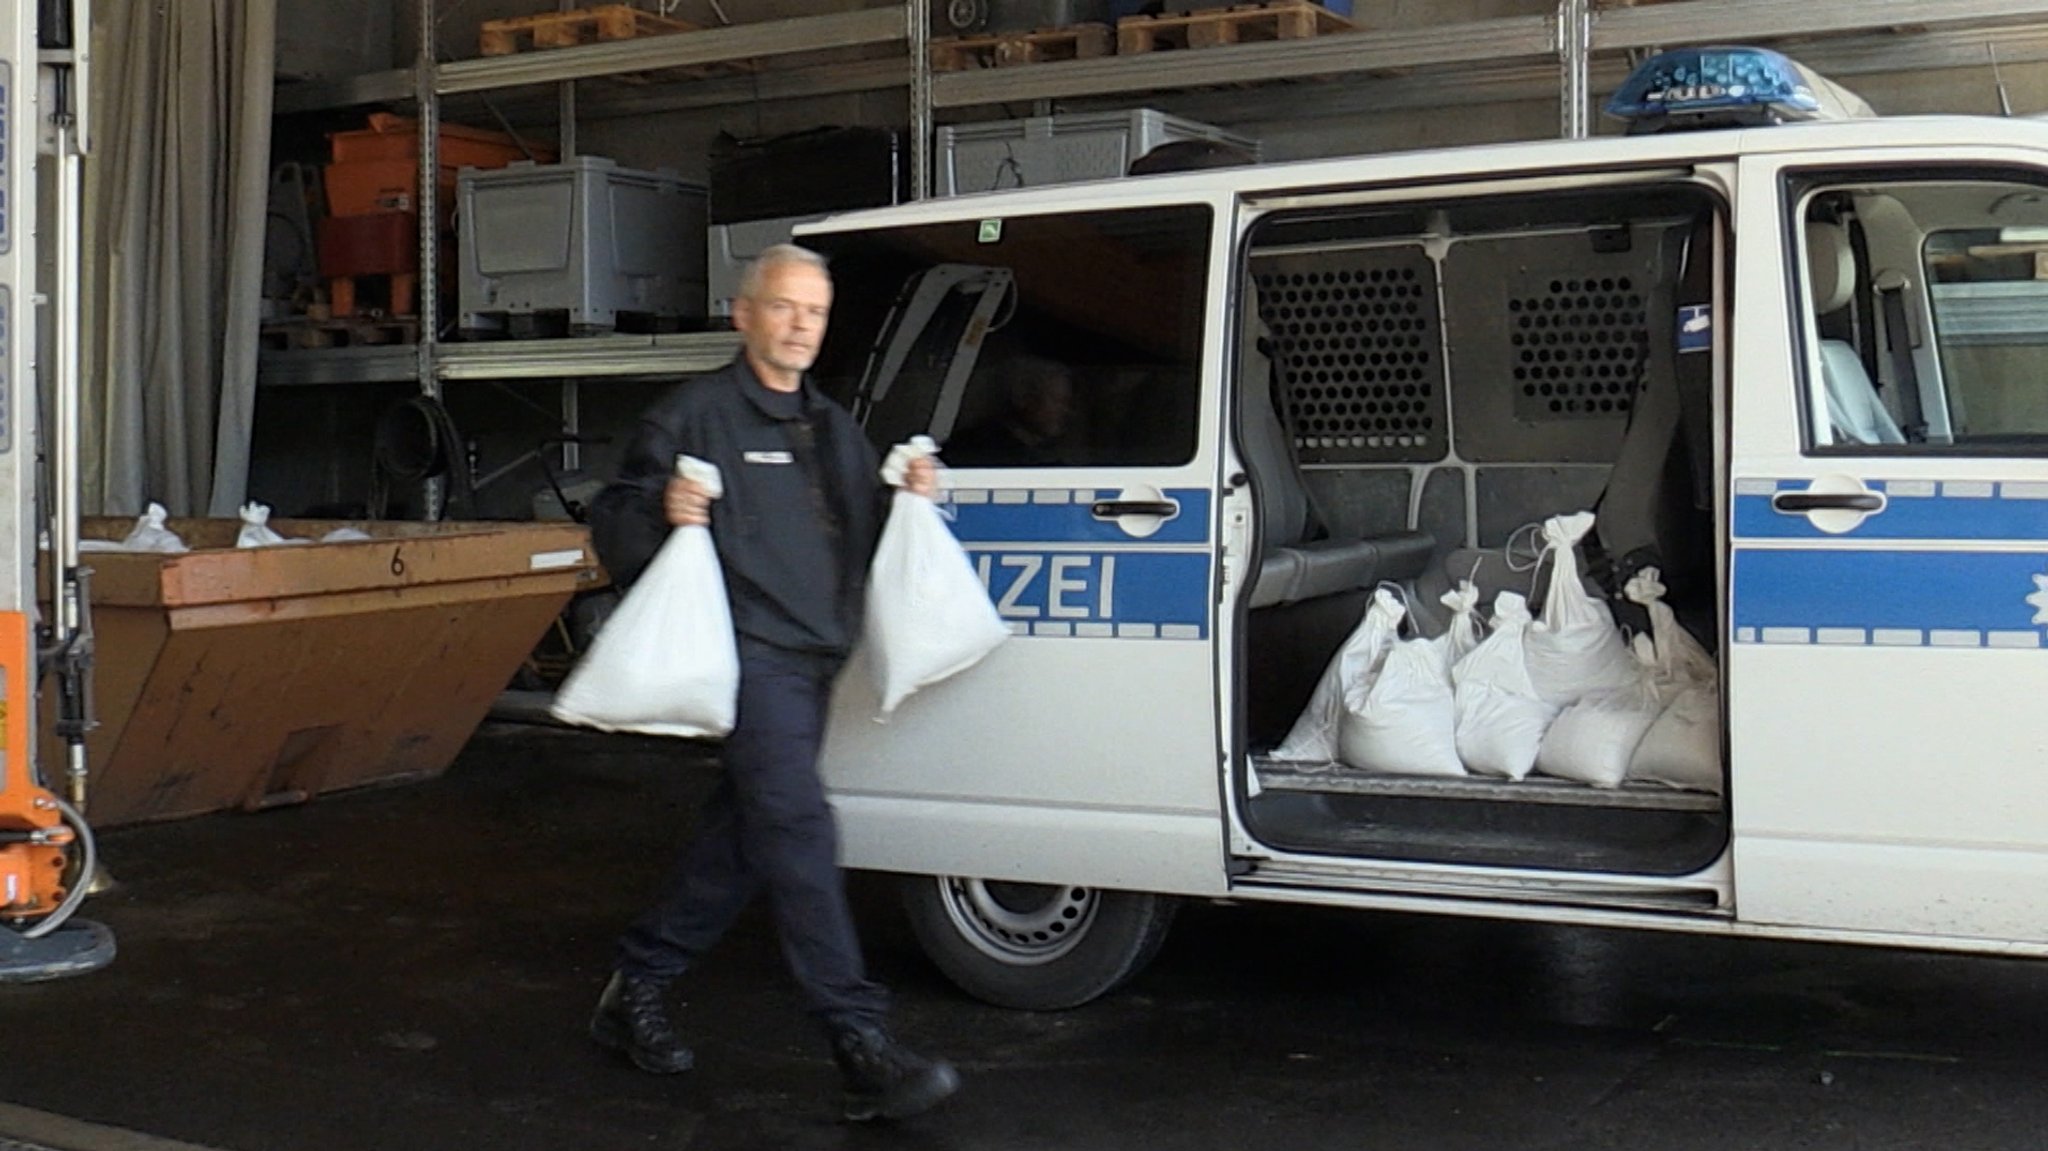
458, 158, 708, 333
706, 214, 822, 319
937, 109, 1258, 197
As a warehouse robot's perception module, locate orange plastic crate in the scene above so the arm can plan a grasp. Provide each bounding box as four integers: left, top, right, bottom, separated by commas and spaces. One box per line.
325, 114, 551, 218
329, 112, 542, 168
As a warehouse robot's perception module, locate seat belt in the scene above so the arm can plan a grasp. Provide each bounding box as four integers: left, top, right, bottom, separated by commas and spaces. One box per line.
1673, 216, 1715, 510
1876, 275, 1929, 443
1846, 218, 1880, 374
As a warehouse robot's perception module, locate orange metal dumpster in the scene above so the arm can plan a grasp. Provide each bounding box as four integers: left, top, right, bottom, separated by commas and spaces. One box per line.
45, 518, 600, 827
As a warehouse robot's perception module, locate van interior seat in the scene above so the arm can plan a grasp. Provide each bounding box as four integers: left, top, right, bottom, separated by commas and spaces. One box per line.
1241, 328, 1433, 609
1807, 221, 1906, 445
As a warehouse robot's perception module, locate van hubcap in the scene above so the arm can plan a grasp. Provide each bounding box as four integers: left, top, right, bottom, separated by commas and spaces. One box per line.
937, 878, 1099, 966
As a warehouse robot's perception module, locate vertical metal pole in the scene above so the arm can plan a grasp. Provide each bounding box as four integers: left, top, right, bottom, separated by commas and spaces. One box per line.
43, 0, 93, 810
415, 0, 444, 518
909, 0, 931, 201
561, 381, 580, 475
1559, 0, 1591, 140
558, 0, 577, 159
559, 82, 577, 158
53, 122, 87, 806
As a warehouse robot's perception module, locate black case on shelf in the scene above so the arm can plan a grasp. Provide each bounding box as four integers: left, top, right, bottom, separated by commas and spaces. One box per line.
707, 126, 909, 226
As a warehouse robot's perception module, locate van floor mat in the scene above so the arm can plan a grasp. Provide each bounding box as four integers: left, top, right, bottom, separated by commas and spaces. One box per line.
1242, 788, 1727, 876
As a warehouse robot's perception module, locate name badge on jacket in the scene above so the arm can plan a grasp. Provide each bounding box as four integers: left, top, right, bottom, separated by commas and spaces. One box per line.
743, 450, 794, 465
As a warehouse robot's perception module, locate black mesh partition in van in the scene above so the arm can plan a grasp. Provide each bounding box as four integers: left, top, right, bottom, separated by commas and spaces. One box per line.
1507, 275, 1650, 421
1253, 245, 1446, 465
1443, 226, 1674, 464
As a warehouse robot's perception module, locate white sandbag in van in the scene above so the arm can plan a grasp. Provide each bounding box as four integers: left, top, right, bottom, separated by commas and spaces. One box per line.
1623, 567, 1715, 692
1440, 581, 1485, 666
1535, 677, 1661, 789
866, 437, 1009, 718
1452, 592, 1559, 781
1630, 685, 1722, 794
551, 456, 739, 738
1272, 587, 1405, 763
1623, 567, 1724, 794
1522, 512, 1638, 708
1338, 632, 1464, 777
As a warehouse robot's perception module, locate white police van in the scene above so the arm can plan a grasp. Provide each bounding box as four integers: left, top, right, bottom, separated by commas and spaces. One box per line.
801, 48, 2048, 1009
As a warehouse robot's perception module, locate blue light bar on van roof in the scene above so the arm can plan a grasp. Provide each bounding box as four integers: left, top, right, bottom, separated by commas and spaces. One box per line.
1606, 47, 1873, 133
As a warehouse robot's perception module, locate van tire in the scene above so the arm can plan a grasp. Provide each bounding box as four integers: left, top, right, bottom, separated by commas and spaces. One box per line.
898, 875, 1176, 1011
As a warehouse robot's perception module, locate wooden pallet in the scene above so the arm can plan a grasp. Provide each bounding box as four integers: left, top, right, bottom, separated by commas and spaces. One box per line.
1117, 0, 1353, 54
479, 4, 698, 56
261, 316, 421, 351
930, 23, 1115, 72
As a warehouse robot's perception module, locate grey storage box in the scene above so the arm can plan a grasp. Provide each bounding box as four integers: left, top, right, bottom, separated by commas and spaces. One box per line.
938, 110, 1258, 196
458, 158, 708, 334
707, 214, 821, 319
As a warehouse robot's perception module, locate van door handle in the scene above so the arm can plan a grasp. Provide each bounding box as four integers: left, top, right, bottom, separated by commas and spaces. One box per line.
1091, 499, 1178, 518
1771, 492, 1885, 514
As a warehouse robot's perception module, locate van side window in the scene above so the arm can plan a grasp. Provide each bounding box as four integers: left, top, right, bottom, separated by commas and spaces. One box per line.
806, 206, 1213, 468
1796, 174, 2048, 453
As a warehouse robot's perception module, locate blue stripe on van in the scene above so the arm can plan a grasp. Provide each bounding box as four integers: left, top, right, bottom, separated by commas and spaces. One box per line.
1732, 479, 2048, 541
944, 489, 1211, 546
1731, 548, 2048, 648
964, 547, 1212, 640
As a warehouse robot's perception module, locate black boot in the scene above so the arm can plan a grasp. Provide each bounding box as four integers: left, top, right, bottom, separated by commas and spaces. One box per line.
589, 971, 694, 1074
831, 1020, 960, 1122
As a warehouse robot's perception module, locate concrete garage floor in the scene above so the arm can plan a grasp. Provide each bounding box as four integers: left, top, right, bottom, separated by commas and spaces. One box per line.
1, 723, 2045, 1151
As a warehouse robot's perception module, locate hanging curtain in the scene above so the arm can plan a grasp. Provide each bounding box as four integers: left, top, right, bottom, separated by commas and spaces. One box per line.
82, 0, 275, 517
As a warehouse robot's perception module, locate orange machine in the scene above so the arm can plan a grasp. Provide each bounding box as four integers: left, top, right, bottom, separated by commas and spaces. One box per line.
0, 612, 77, 919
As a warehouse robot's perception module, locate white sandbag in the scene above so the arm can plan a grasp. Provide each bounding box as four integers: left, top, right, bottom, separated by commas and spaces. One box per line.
235, 502, 310, 547
1535, 678, 1661, 789
1630, 685, 1723, 795
551, 456, 739, 738
1440, 581, 1485, 666
117, 503, 189, 553
1623, 567, 1715, 693
1522, 512, 1638, 708
1452, 592, 1559, 781
1273, 587, 1406, 763
1623, 567, 1724, 793
866, 437, 1008, 717
321, 527, 374, 543
1338, 634, 1464, 777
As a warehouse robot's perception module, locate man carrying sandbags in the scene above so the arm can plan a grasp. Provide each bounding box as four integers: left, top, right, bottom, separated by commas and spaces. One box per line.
585, 244, 959, 1122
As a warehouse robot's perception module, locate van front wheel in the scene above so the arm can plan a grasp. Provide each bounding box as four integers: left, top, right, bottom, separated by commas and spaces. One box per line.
898, 875, 1176, 1010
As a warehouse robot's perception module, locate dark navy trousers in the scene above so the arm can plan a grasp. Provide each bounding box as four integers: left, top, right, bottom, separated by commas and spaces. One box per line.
616, 638, 889, 1028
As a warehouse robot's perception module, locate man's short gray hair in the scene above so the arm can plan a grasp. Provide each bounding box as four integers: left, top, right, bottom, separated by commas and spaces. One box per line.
739, 243, 830, 301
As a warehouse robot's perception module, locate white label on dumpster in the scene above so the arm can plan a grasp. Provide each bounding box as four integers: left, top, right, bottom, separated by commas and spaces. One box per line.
529, 549, 584, 571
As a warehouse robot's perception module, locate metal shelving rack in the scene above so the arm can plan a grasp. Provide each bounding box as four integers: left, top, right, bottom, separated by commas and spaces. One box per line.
260, 0, 2048, 401
263, 4, 926, 512
931, 0, 2048, 121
